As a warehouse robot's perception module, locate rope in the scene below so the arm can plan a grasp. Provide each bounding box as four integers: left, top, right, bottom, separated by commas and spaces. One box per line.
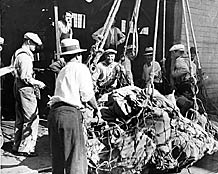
182, 0, 198, 114
162, 0, 166, 73
86, 85, 218, 173
99, 0, 122, 50
185, 0, 201, 70
182, 0, 192, 78
185, 0, 218, 114
150, 0, 161, 97
86, 0, 122, 74
123, 0, 141, 59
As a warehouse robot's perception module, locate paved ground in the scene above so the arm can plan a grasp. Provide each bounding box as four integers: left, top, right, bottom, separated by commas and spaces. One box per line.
1, 119, 51, 174
1, 119, 218, 174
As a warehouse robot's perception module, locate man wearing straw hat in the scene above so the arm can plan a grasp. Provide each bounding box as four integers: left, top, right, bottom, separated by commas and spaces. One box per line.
47, 38, 99, 174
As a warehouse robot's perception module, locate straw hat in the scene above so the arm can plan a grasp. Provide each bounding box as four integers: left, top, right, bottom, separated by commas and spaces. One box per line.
60, 38, 87, 55
169, 44, 185, 52
24, 32, 42, 45
143, 47, 153, 55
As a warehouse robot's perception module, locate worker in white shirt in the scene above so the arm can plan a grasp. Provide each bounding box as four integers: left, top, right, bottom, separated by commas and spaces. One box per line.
47, 38, 99, 174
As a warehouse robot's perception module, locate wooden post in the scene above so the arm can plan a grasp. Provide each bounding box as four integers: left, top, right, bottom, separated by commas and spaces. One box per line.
53, 0, 60, 60
0, 4, 2, 125
162, 0, 166, 73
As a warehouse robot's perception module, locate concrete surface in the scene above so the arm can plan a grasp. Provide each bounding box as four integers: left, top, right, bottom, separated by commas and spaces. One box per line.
1, 120, 51, 174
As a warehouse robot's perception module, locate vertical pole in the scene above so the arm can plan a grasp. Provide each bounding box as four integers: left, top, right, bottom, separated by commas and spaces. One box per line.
162, 0, 166, 73
0, 5, 2, 122
0, 5, 2, 127
53, 0, 60, 60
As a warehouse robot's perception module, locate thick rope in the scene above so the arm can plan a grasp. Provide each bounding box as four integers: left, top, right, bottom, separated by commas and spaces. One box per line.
185, 0, 201, 69
87, 0, 122, 74
150, 0, 161, 97
182, 0, 198, 113
123, 0, 141, 58
99, 0, 122, 50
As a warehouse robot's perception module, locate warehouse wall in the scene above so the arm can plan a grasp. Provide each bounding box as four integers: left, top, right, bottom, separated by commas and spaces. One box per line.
180, 0, 218, 107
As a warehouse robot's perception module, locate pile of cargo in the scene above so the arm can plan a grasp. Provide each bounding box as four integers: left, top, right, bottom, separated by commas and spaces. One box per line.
85, 86, 218, 174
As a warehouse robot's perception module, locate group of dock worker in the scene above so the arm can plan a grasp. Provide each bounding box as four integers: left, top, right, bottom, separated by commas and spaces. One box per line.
0, 11, 200, 174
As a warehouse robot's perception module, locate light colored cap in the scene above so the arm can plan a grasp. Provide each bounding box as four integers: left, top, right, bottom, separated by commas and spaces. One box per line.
24, 32, 42, 45
104, 49, 117, 55
169, 44, 185, 52
0, 37, 4, 45
60, 38, 87, 55
143, 47, 153, 55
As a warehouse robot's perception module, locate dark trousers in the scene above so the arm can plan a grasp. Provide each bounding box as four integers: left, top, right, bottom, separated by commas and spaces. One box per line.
47, 103, 87, 174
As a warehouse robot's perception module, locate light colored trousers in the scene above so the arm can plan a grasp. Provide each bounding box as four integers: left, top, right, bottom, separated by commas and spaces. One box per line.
13, 79, 39, 153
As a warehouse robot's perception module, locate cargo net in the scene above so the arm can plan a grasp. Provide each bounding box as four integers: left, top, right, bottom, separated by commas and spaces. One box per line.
83, 86, 218, 174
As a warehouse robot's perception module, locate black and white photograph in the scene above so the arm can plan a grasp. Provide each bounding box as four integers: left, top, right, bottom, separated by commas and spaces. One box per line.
1, 0, 218, 174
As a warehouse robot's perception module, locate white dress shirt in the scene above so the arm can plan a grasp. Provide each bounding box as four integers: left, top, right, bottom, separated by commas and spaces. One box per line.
50, 61, 95, 108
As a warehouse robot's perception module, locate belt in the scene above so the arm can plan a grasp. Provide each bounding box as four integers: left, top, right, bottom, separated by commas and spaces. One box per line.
51, 101, 79, 110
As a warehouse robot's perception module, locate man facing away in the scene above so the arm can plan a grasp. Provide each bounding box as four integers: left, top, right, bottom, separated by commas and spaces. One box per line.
47, 38, 99, 174
11, 32, 46, 157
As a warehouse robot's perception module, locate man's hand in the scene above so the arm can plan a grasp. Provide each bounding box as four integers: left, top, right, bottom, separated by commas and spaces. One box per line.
38, 81, 46, 89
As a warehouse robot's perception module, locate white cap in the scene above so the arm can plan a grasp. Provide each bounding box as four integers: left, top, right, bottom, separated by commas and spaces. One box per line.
169, 44, 185, 52
0, 37, 4, 45
104, 49, 117, 55
24, 32, 42, 45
